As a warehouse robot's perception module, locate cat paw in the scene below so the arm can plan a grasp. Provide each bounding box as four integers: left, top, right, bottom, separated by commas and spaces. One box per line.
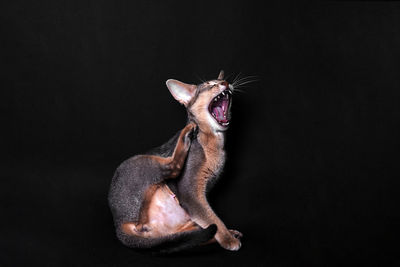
190, 123, 199, 139
229, 229, 243, 240
221, 236, 241, 251
218, 234, 242, 251
135, 224, 152, 233
183, 123, 197, 149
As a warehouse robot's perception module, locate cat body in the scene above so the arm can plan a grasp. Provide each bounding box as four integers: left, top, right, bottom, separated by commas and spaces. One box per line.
108, 71, 242, 253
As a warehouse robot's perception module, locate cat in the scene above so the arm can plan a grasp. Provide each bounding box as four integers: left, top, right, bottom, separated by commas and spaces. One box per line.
108, 71, 242, 253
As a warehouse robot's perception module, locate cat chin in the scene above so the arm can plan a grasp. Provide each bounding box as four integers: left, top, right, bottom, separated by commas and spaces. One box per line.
206, 114, 229, 132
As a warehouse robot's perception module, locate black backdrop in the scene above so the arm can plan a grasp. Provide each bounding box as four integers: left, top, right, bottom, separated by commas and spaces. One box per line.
2, 1, 400, 266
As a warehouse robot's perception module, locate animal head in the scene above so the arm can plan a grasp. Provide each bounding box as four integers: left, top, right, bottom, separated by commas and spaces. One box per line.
166, 70, 233, 133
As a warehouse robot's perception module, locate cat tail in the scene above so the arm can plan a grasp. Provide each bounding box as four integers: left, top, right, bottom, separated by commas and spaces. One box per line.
116, 224, 217, 254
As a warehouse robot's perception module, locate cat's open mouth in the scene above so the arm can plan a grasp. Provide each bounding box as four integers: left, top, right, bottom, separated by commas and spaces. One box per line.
208, 89, 232, 127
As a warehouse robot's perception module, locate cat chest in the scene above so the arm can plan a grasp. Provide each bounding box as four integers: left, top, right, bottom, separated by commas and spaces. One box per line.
202, 149, 226, 179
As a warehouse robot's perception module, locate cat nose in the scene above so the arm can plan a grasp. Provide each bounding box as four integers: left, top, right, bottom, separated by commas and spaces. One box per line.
220, 81, 229, 87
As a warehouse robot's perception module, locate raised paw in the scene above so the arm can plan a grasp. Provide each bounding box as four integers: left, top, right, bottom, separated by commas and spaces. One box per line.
183, 123, 197, 149
189, 123, 199, 139
229, 229, 243, 240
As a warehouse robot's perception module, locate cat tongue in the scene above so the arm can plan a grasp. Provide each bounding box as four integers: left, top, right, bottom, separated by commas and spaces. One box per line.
213, 106, 227, 122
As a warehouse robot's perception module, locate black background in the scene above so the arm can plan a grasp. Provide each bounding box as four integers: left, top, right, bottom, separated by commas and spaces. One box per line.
2, 1, 400, 266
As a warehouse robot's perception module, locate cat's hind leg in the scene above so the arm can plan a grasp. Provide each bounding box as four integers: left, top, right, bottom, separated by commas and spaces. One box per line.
146, 122, 197, 179
120, 184, 197, 238
117, 183, 217, 252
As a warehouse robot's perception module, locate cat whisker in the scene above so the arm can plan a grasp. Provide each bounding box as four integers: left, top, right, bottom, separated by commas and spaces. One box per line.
232, 72, 243, 85
195, 74, 206, 84
231, 76, 259, 94
232, 76, 259, 86
233, 79, 259, 87
231, 88, 247, 94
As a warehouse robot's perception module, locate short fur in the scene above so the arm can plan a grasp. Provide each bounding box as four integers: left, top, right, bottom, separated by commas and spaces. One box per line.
108, 71, 241, 253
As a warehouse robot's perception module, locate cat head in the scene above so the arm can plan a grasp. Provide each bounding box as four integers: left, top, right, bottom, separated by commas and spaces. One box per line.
166, 70, 233, 133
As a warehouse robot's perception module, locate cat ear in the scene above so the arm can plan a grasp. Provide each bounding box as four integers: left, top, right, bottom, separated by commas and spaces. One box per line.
217, 70, 224, 80
166, 79, 197, 106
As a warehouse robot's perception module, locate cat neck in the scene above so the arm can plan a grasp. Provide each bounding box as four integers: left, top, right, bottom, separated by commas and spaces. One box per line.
197, 127, 225, 156
186, 119, 226, 154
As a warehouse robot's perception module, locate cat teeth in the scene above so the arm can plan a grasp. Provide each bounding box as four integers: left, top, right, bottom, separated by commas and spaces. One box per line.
213, 90, 231, 102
